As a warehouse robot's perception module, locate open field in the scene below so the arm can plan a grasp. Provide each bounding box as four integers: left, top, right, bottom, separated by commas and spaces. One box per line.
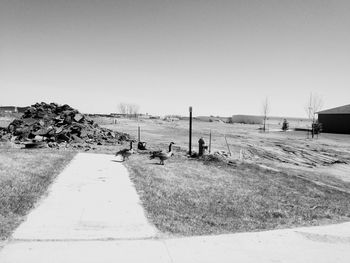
99, 117, 350, 236
1, 114, 350, 238
195, 115, 311, 128
101, 117, 350, 167
0, 144, 75, 240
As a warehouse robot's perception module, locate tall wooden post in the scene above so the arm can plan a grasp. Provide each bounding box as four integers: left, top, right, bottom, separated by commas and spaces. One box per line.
189, 106, 192, 155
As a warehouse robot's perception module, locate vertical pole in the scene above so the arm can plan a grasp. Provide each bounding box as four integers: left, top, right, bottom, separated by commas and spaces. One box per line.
224, 135, 231, 156
189, 106, 192, 155
209, 129, 212, 153
138, 126, 140, 142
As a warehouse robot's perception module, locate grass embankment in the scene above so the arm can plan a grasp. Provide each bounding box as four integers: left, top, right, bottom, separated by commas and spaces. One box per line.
126, 152, 350, 236
0, 147, 75, 240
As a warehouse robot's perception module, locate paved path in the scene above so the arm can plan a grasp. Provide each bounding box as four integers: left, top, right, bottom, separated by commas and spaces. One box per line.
0, 153, 349, 262
11, 153, 158, 240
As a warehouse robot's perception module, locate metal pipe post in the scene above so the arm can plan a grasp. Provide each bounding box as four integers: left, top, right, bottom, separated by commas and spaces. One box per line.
138, 126, 140, 142
209, 130, 212, 153
224, 135, 231, 156
189, 106, 192, 155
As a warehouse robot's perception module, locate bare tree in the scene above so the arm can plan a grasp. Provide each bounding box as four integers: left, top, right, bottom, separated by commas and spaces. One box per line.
305, 93, 323, 122
262, 97, 270, 132
126, 104, 132, 117
305, 93, 323, 138
129, 104, 140, 117
118, 103, 127, 115
118, 103, 139, 118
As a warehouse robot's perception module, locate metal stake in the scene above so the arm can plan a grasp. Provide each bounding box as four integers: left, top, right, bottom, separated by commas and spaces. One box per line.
209, 129, 212, 153
189, 106, 192, 155
224, 135, 231, 156
138, 126, 140, 142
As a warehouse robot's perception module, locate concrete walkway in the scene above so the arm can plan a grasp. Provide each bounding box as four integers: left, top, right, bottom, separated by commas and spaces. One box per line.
11, 153, 158, 240
0, 153, 349, 262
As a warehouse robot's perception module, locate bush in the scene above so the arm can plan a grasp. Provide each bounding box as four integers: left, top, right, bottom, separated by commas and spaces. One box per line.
312, 121, 322, 135
282, 119, 289, 131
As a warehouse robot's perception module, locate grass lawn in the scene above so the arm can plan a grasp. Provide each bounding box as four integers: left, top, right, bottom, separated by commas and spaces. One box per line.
0, 145, 75, 240
125, 151, 350, 236
101, 118, 350, 236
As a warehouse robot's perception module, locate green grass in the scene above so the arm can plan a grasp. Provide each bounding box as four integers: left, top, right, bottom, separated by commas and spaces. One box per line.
125, 152, 350, 236
0, 146, 75, 240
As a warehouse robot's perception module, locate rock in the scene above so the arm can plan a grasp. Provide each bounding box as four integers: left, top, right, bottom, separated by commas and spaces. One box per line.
74, 113, 84, 122
71, 134, 83, 143
64, 115, 72, 124
34, 127, 50, 136
22, 118, 37, 126
48, 142, 58, 148
34, 135, 44, 141
14, 127, 30, 136
57, 133, 70, 142
55, 126, 64, 134
36, 108, 45, 118
80, 130, 88, 138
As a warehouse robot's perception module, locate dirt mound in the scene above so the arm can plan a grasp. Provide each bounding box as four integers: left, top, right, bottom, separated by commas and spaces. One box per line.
2, 102, 130, 149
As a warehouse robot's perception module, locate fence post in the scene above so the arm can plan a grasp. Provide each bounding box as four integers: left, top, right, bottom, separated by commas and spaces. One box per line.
189, 106, 192, 155
224, 135, 231, 156
209, 130, 212, 153
138, 126, 140, 142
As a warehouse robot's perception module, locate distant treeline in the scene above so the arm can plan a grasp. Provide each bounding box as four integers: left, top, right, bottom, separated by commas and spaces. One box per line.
228, 115, 263, 124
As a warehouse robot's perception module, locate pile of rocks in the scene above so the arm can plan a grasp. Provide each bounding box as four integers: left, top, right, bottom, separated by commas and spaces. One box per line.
2, 102, 130, 148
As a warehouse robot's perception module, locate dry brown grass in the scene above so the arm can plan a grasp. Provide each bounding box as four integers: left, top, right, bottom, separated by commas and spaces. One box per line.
0, 145, 75, 240
72, 117, 350, 235
125, 152, 350, 236
97, 118, 350, 236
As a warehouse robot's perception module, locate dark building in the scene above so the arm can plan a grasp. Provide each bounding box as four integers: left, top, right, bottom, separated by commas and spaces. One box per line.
317, 104, 350, 134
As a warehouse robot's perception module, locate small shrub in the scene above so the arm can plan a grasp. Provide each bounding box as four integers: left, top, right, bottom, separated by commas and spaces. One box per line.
282, 119, 289, 131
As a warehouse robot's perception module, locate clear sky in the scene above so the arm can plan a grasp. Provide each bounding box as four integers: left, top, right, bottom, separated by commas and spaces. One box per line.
1, 0, 349, 117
